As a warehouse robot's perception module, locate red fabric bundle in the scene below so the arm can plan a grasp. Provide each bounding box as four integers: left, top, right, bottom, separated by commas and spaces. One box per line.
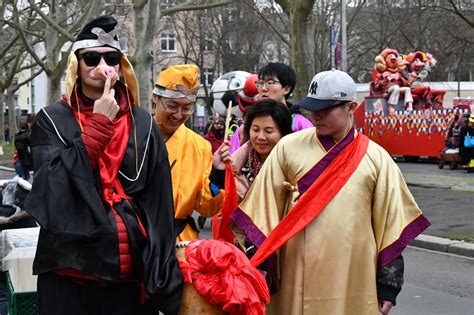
213, 162, 238, 242
179, 239, 269, 315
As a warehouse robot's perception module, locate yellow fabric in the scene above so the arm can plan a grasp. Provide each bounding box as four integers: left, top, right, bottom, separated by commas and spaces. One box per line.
237, 128, 425, 315
166, 124, 224, 241
65, 52, 79, 105
156, 64, 199, 91
120, 54, 139, 106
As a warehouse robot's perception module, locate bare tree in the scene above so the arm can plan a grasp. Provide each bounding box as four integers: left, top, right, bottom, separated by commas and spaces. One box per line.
0, 2, 42, 142
3, 0, 105, 106
129, 0, 235, 110
433, 0, 474, 29
275, 0, 316, 100
348, 0, 474, 83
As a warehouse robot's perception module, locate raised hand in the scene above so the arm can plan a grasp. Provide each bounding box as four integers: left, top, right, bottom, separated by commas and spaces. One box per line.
213, 140, 233, 170
93, 76, 119, 121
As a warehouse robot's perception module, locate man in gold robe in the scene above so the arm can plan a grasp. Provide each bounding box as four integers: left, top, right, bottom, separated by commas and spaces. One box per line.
231, 70, 430, 315
152, 65, 224, 241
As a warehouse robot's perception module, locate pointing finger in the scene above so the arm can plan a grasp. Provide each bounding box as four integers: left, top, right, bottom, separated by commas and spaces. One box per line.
102, 76, 111, 97
109, 88, 115, 99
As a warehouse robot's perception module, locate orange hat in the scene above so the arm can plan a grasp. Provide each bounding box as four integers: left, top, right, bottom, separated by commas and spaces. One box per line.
153, 65, 200, 101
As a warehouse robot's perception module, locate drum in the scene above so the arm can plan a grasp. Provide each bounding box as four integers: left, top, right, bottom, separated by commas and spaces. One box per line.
176, 242, 224, 315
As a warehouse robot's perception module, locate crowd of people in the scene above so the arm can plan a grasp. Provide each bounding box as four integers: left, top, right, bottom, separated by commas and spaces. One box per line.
16, 15, 432, 315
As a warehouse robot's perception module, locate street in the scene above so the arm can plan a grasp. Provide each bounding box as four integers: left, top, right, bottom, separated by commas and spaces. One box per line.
393, 247, 474, 315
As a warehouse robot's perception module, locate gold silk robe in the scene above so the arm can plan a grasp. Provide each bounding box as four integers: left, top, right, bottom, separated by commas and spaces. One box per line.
166, 124, 224, 241
233, 128, 429, 315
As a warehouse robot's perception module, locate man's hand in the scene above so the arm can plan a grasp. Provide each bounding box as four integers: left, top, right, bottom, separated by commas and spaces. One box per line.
213, 140, 232, 170
379, 300, 393, 315
93, 77, 119, 121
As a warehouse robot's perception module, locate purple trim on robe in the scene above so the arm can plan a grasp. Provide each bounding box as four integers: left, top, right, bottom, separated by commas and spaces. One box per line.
230, 207, 277, 282
317, 134, 336, 151
378, 214, 431, 268
297, 128, 355, 195
230, 207, 267, 248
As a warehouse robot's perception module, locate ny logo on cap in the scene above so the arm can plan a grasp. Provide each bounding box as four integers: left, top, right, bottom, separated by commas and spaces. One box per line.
309, 81, 318, 96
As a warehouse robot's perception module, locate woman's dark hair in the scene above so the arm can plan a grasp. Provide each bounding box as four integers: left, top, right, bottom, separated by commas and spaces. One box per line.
258, 62, 296, 100
243, 99, 293, 140
18, 121, 29, 130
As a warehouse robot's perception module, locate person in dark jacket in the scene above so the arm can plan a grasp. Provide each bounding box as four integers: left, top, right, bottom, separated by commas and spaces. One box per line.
14, 121, 32, 180
24, 15, 182, 315
203, 115, 225, 154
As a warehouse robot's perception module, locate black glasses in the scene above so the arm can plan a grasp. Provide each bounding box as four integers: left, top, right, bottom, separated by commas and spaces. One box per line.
159, 99, 195, 116
78, 51, 122, 67
255, 79, 281, 89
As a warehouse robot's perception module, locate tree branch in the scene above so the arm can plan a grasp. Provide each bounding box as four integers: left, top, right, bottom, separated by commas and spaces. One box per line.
66, 1, 104, 36
161, 0, 235, 16
13, 10, 49, 73
245, 1, 289, 46
13, 68, 43, 93
27, 0, 75, 41
0, 33, 20, 59
448, 0, 474, 28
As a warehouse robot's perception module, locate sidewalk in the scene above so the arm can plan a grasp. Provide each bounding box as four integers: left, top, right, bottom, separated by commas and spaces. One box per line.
400, 164, 474, 258
403, 172, 474, 192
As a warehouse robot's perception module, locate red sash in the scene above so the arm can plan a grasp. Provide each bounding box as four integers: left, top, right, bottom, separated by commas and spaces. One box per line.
250, 134, 369, 267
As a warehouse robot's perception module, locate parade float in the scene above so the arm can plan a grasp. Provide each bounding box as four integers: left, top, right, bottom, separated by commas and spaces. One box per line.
354, 49, 471, 161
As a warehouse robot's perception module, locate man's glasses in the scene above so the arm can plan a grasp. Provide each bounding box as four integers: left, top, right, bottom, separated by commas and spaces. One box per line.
78, 51, 122, 67
159, 100, 195, 116
255, 79, 281, 89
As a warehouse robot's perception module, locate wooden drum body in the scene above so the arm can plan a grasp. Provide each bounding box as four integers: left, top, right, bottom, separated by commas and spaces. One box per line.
176, 242, 224, 315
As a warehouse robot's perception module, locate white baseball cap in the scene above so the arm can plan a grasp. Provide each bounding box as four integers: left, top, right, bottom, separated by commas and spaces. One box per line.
296, 69, 357, 112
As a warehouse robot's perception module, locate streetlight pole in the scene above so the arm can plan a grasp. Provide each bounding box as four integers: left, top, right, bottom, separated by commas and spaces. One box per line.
341, 0, 347, 72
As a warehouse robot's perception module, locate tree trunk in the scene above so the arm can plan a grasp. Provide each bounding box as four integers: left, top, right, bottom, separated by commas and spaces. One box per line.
0, 86, 4, 145
134, 52, 154, 110
7, 88, 17, 137
131, 0, 160, 111
290, 4, 316, 100
133, 51, 154, 110
275, 0, 316, 100
47, 74, 62, 106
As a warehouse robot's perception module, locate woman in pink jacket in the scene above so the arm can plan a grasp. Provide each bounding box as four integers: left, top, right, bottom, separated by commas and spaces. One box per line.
228, 99, 292, 201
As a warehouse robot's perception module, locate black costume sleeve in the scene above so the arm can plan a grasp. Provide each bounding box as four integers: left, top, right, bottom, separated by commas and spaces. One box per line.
209, 167, 225, 189
127, 119, 183, 314
376, 255, 404, 305
24, 105, 113, 236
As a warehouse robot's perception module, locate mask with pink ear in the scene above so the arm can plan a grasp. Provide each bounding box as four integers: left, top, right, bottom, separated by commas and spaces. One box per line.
89, 65, 119, 81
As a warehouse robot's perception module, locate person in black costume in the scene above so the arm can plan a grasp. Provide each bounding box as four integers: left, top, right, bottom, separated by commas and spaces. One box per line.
24, 15, 182, 315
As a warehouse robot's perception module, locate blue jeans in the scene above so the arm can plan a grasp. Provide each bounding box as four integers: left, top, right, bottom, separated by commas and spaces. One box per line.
14, 160, 30, 180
